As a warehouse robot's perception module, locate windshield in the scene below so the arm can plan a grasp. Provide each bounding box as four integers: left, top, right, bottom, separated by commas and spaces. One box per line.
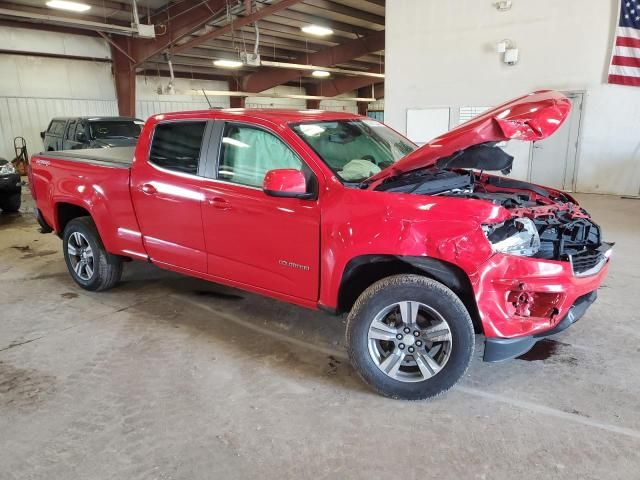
89, 121, 142, 139
291, 119, 416, 183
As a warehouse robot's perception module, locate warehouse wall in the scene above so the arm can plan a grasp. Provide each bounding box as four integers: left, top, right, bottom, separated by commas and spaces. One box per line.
0, 26, 360, 161
136, 76, 229, 118
385, 0, 640, 195
0, 27, 116, 160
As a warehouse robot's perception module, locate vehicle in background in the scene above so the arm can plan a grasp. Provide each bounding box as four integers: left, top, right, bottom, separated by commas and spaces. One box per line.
0, 158, 21, 213
28, 91, 612, 400
40, 117, 144, 151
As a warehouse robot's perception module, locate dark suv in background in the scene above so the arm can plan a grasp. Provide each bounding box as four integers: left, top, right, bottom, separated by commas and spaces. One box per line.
41, 116, 144, 151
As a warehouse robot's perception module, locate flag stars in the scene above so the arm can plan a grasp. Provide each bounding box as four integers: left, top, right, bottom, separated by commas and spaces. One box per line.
625, 13, 629, 18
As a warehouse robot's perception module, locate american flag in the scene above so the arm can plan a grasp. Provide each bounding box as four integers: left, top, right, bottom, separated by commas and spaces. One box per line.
608, 0, 640, 86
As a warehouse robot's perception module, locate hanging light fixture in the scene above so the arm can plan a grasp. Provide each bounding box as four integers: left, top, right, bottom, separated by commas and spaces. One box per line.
301, 25, 333, 36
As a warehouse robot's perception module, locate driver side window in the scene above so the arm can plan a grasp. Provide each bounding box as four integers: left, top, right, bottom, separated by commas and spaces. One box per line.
218, 123, 302, 188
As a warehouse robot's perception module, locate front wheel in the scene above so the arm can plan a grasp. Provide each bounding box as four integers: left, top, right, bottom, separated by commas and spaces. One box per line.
63, 217, 122, 291
346, 274, 475, 400
0, 192, 21, 213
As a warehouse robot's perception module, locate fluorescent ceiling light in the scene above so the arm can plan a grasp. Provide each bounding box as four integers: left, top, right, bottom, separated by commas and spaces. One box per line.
46, 0, 91, 12
213, 59, 243, 68
301, 25, 333, 36
312, 70, 330, 78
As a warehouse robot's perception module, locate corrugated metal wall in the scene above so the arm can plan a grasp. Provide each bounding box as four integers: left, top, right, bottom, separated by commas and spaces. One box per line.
136, 99, 225, 119
0, 96, 117, 160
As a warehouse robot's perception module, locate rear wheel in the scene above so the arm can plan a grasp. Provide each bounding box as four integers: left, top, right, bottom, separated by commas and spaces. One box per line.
0, 192, 21, 213
63, 217, 122, 291
346, 274, 474, 400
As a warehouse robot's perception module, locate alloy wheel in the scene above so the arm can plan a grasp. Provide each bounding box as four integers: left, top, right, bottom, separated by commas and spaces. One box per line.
67, 231, 95, 281
367, 301, 453, 382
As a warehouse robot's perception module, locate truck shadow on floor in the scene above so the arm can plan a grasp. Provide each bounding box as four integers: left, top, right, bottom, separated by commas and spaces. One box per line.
111, 261, 368, 394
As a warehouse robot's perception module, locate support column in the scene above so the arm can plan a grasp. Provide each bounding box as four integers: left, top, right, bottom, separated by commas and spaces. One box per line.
111, 39, 136, 117
357, 101, 368, 117
229, 96, 246, 108
228, 79, 246, 108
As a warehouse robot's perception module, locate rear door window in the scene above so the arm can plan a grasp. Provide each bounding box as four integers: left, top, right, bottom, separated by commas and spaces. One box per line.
149, 121, 207, 175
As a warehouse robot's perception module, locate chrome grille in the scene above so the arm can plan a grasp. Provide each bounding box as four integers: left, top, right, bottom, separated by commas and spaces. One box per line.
570, 249, 605, 276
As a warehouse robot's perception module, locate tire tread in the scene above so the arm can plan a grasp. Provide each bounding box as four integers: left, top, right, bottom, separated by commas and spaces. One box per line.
346, 274, 475, 400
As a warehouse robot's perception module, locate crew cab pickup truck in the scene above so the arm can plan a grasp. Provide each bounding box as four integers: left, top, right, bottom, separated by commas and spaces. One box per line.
29, 90, 612, 399
41, 116, 144, 151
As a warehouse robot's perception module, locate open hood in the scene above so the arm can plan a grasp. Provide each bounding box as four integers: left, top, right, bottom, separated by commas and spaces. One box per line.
368, 90, 571, 184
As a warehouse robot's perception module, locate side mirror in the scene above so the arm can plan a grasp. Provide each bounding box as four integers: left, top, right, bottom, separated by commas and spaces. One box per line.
40, 131, 45, 140
263, 169, 314, 200
76, 131, 87, 142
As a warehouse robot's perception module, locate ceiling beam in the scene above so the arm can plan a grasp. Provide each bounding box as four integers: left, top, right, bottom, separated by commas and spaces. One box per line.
296, 0, 385, 26
0, 18, 101, 37
242, 29, 384, 93
359, 83, 384, 100
0, 2, 132, 31
308, 76, 381, 98
169, 0, 305, 57
214, 30, 335, 53
269, 10, 374, 37
127, 0, 228, 66
138, 68, 230, 83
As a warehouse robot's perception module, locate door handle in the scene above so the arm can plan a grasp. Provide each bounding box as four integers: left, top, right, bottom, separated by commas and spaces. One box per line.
207, 197, 231, 209
140, 183, 157, 195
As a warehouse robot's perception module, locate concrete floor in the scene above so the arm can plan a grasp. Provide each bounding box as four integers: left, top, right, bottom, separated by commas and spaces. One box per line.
1, 190, 639, 480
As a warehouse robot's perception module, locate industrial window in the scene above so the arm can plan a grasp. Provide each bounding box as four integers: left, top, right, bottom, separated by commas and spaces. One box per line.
149, 121, 207, 175
218, 123, 303, 188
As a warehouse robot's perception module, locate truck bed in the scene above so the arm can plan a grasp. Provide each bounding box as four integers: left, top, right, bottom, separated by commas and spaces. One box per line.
30, 145, 147, 260
42, 147, 135, 168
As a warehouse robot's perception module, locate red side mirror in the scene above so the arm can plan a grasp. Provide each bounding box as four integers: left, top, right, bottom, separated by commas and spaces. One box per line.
263, 169, 313, 199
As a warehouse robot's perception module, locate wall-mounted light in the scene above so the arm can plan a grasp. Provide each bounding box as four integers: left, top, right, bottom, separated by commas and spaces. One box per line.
301, 25, 334, 36
213, 59, 243, 68
493, 0, 512, 11
46, 0, 91, 12
496, 39, 518, 65
312, 70, 330, 78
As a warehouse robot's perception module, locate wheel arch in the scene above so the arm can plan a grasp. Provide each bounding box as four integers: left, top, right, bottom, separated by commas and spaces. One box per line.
55, 201, 92, 236
337, 255, 482, 333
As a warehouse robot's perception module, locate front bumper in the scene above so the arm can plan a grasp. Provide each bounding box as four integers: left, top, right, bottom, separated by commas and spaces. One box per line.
483, 290, 597, 362
471, 243, 612, 360
0, 173, 21, 194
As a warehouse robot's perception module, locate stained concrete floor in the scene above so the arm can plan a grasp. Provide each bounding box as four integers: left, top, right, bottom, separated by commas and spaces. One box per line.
0, 190, 639, 480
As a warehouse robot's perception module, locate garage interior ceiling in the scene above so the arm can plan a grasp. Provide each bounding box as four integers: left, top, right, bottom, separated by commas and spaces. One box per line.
0, 0, 386, 101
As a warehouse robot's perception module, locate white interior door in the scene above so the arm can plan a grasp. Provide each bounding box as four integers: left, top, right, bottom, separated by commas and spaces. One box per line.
529, 92, 583, 191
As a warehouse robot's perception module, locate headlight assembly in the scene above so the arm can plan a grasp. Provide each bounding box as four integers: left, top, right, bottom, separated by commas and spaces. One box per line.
0, 162, 16, 175
483, 217, 540, 256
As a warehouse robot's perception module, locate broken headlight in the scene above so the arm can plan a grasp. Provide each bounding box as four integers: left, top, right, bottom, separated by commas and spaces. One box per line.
482, 217, 540, 256
0, 162, 16, 175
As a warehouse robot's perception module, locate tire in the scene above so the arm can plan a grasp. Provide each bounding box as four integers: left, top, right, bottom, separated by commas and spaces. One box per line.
346, 274, 475, 400
0, 192, 21, 213
62, 217, 123, 291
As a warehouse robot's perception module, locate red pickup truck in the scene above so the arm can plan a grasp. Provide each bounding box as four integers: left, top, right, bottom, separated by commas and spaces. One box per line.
29, 90, 612, 399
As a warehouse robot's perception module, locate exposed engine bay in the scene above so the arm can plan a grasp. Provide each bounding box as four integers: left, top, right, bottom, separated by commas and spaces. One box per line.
374, 145, 606, 271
